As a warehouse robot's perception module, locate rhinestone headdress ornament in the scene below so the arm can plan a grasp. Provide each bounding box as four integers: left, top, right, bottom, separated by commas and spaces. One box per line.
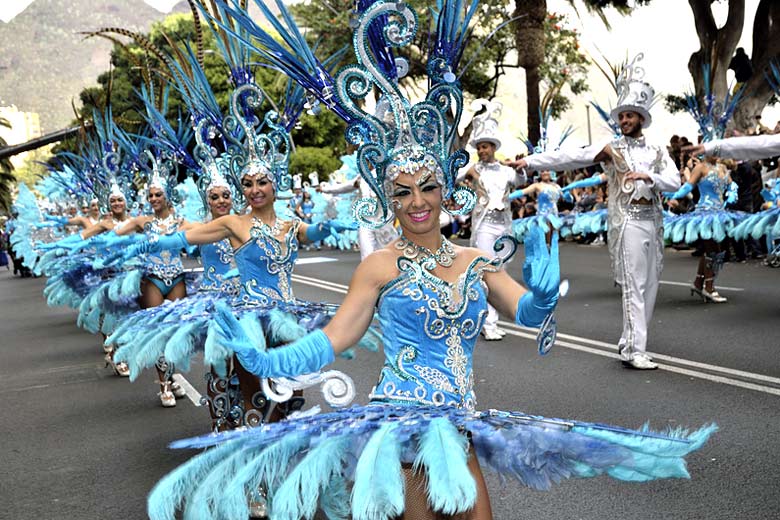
335, 0, 476, 228
610, 53, 657, 129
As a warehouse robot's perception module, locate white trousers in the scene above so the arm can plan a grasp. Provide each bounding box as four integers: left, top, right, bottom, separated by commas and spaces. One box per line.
474, 221, 510, 330
617, 219, 660, 359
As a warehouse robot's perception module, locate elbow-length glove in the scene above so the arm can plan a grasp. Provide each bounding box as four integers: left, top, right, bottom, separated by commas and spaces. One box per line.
663, 182, 694, 200
214, 302, 335, 377
36, 233, 84, 251
562, 175, 602, 192
96, 232, 183, 268
515, 227, 560, 328
43, 214, 70, 225
305, 219, 359, 242
508, 190, 526, 201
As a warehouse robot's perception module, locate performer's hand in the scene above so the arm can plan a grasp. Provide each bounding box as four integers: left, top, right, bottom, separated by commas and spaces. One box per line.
213, 302, 269, 374
682, 143, 705, 156
505, 158, 528, 170
624, 171, 652, 183
522, 227, 560, 306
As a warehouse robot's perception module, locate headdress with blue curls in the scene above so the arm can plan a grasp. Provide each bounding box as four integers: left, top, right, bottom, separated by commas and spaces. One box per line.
335, 0, 479, 228
684, 64, 743, 143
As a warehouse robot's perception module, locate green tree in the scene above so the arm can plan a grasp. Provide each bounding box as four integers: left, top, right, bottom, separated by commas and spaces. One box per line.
13, 147, 51, 189
514, 0, 651, 144
59, 12, 347, 164
0, 117, 15, 213
289, 146, 342, 181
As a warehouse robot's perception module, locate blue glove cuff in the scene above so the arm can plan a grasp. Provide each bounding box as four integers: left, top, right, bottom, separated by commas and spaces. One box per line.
236, 329, 336, 378
669, 182, 694, 200
564, 175, 602, 191
515, 291, 556, 328
508, 190, 525, 201
306, 222, 330, 242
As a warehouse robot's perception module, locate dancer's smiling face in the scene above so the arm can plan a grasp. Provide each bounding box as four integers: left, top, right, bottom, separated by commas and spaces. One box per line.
109, 195, 126, 216
391, 168, 442, 235
241, 175, 275, 210
89, 200, 100, 218
147, 187, 167, 211
208, 188, 232, 218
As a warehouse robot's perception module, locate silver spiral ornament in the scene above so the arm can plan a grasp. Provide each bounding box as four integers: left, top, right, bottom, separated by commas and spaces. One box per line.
319, 370, 356, 408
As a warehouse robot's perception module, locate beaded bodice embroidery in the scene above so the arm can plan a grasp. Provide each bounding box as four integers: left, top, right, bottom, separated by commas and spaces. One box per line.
199, 239, 240, 295
537, 183, 562, 216
234, 218, 301, 305
143, 215, 184, 282
697, 167, 730, 210
369, 254, 501, 410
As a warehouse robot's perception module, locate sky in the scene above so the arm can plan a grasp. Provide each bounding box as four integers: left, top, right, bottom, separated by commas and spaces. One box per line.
492, 0, 780, 153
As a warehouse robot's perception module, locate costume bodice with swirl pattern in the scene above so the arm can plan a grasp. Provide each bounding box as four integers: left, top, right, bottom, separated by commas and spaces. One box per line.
697, 168, 730, 210
233, 219, 301, 305
143, 215, 184, 281
369, 255, 501, 410
199, 240, 240, 295
537, 183, 562, 216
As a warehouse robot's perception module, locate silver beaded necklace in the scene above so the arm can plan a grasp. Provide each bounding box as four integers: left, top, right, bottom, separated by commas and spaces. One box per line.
396, 234, 456, 268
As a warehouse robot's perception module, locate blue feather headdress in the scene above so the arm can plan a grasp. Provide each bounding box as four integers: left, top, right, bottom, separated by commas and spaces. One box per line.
335, 0, 477, 228
685, 65, 743, 143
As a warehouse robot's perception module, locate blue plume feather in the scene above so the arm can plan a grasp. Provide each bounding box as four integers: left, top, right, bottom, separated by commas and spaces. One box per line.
351, 423, 405, 520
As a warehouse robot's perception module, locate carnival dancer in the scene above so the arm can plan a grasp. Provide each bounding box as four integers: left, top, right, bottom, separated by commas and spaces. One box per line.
512, 54, 680, 370
663, 157, 743, 302
732, 173, 780, 266
112, 83, 357, 421
460, 99, 527, 341
146, 5, 714, 518
41, 198, 101, 230
508, 169, 562, 243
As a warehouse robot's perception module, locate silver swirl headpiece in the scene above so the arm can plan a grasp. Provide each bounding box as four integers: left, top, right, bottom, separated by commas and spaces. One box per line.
335, 1, 475, 229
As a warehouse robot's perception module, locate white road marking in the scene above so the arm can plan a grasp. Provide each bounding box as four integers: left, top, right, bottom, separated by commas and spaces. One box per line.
172, 373, 203, 407
498, 320, 780, 386
292, 273, 779, 396
296, 257, 339, 265
660, 280, 744, 292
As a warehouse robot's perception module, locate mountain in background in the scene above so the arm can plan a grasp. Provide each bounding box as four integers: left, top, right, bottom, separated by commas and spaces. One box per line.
0, 0, 189, 132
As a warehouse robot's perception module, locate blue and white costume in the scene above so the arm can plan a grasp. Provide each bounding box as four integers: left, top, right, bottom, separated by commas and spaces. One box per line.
512, 183, 563, 239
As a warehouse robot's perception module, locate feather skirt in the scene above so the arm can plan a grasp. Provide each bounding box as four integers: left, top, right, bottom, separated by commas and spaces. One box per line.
147, 404, 716, 520
663, 209, 748, 244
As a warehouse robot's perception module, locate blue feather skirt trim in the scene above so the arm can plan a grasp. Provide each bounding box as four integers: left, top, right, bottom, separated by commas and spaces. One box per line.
571, 208, 608, 236
731, 206, 780, 240
111, 296, 380, 381
512, 213, 563, 240
147, 403, 716, 520
663, 209, 748, 244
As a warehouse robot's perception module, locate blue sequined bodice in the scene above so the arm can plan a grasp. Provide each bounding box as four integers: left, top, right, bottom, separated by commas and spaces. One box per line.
199, 240, 239, 295
234, 219, 300, 304
369, 256, 501, 410
537, 184, 561, 216
143, 216, 184, 281
697, 169, 730, 210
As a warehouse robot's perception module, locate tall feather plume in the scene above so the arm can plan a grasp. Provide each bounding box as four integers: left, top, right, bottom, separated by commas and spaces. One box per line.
413, 417, 477, 514
351, 423, 405, 520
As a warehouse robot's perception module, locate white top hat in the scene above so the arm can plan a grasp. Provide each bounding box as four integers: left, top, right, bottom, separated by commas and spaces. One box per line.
610, 53, 656, 129
468, 99, 503, 149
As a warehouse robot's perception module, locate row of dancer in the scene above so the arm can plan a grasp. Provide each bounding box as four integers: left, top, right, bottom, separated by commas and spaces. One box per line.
9, 1, 719, 518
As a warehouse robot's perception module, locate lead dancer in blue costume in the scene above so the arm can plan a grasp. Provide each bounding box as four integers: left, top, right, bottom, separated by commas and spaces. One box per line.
144, 3, 714, 519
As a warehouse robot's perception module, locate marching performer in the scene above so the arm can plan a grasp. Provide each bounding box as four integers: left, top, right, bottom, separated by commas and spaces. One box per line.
460, 100, 527, 341
512, 54, 680, 370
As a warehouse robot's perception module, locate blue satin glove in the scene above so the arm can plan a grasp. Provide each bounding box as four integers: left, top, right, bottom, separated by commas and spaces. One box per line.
761, 188, 774, 203
36, 233, 84, 251
305, 219, 359, 242
562, 191, 574, 203
562, 175, 602, 192
44, 214, 70, 225
34, 221, 60, 229
124, 231, 188, 259
214, 302, 335, 377
515, 227, 560, 328
508, 190, 526, 201
663, 182, 694, 200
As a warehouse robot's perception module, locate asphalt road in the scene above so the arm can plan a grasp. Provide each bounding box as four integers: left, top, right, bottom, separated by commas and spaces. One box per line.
1, 241, 778, 520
